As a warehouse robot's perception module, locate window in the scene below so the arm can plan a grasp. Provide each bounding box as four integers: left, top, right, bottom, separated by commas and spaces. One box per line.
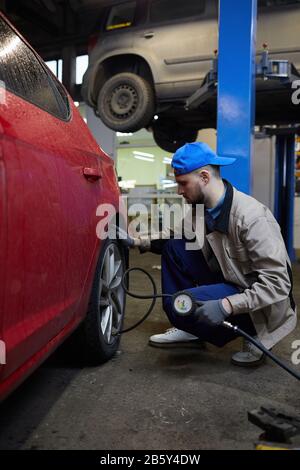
0, 17, 70, 120
150, 0, 206, 23
106, 1, 136, 31
45, 59, 63, 82
76, 55, 89, 85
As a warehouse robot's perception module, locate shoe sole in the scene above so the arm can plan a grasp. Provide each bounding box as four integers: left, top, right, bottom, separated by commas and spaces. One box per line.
231, 354, 266, 367
149, 339, 204, 349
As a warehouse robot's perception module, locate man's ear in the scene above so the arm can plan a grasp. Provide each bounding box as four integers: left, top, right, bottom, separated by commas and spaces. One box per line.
199, 170, 210, 185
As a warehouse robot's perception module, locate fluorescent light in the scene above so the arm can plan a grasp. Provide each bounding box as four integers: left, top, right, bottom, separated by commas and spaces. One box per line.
154, 115, 159, 120
119, 180, 136, 189
117, 132, 133, 136
163, 183, 177, 188
133, 151, 154, 158
163, 158, 172, 164
76, 55, 89, 85
162, 179, 177, 186
134, 155, 154, 162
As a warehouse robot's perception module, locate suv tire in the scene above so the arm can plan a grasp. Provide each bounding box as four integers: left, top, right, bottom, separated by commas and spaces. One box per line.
97, 72, 155, 132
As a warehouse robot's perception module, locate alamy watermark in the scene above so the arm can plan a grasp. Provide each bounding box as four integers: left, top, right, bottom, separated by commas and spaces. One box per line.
95, 196, 205, 251
291, 80, 300, 105
291, 340, 300, 366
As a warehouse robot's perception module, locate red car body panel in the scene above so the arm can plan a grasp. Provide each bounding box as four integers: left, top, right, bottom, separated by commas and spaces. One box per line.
0, 29, 121, 399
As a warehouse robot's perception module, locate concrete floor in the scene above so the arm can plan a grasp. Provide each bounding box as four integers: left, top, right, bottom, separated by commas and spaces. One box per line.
0, 251, 299, 450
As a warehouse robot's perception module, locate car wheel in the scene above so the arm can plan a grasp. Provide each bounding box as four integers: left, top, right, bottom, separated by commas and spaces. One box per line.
97, 72, 155, 132
152, 120, 198, 153
82, 239, 126, 364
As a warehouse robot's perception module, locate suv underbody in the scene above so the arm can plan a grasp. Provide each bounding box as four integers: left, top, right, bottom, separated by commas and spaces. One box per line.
82, 0, 300, 152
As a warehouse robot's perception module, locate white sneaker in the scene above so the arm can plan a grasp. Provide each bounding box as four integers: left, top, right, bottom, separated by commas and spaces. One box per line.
231, 338, 265, 367
149, 327, 200, 347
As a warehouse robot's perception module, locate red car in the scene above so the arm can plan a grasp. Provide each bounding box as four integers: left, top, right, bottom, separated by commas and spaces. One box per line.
0, 13, 126, 401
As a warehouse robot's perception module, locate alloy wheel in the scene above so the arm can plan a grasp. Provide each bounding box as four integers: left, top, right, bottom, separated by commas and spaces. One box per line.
98, 243, 125, 344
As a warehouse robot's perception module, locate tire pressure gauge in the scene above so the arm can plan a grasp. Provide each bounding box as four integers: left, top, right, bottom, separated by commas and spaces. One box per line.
172, 291, 198, 317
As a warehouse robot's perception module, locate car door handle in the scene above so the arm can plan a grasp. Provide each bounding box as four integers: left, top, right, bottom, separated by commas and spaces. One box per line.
143, 31, 154, 39
83, 167, 102, 182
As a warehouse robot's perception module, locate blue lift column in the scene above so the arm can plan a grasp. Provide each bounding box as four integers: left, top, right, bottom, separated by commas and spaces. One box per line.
274, 133, 296, 261
217, 0, 257, 194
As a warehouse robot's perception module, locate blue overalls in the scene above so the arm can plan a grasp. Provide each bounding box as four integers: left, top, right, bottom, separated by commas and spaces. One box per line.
160, 186, 257, 347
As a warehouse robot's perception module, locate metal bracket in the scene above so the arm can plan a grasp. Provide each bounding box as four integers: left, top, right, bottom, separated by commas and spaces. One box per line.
186, 50, 300, 111
248, 406, 300, 444
256, 48, 291, 81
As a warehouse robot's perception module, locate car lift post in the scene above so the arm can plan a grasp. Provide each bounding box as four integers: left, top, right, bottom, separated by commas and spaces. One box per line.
217, 0, 257, 194
216, 0, 296, 259
274, 131, 296, 261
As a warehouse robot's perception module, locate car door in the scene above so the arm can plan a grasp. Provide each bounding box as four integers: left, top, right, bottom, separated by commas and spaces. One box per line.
0, 14, 76, 380
54, 117, 105, 328
134, 0, 218, 99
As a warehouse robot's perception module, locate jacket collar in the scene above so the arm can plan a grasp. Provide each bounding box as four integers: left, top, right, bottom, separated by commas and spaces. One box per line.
213, 179, 233, 234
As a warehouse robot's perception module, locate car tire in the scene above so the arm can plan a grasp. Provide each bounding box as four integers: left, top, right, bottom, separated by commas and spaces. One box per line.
97, 72, 155, 132
152, 120, 198, 153
82, 239, 126, 364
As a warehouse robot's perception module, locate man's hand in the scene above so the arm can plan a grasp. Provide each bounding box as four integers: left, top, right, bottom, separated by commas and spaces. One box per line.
114, 226, 136, 248
195, 299, 231, 326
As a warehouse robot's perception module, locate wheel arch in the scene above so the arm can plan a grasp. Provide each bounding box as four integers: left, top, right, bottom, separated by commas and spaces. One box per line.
91, 54, 155, 104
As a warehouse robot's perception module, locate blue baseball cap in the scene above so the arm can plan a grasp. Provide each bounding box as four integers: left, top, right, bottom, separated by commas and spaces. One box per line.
171, 142, 236, 176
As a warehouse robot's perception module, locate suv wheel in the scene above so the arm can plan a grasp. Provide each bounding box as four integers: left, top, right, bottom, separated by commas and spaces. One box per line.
97, 72, 155, 132
82, 239, 126, 364
152, 119, 198, 153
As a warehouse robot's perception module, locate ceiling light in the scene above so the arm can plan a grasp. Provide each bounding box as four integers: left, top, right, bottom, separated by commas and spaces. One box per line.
119, 180, 136, 189
162, 183, 178, 189
133, 151, 154, 158
134, 155, 154, 162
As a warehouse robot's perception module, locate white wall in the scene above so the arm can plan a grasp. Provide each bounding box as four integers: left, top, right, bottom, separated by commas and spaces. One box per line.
86, 105, 117, 160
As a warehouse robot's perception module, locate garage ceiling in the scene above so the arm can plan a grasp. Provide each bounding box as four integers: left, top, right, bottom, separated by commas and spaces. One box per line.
1, 0, 300, 60
0, 0, 124, 59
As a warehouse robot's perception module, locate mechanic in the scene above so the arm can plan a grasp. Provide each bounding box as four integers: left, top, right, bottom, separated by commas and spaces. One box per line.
122, 142, 297, 366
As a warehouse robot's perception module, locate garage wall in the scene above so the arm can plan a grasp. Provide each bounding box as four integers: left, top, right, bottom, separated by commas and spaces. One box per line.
117, 147, 172, 188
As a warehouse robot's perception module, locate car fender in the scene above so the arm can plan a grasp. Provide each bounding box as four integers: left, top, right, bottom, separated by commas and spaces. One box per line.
86, 48, 159, 106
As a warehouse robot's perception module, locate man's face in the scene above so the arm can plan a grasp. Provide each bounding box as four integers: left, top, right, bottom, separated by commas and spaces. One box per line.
175, 172, 206, 204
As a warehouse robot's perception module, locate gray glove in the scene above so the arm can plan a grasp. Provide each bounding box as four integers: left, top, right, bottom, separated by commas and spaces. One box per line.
195, 299, 230, 326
